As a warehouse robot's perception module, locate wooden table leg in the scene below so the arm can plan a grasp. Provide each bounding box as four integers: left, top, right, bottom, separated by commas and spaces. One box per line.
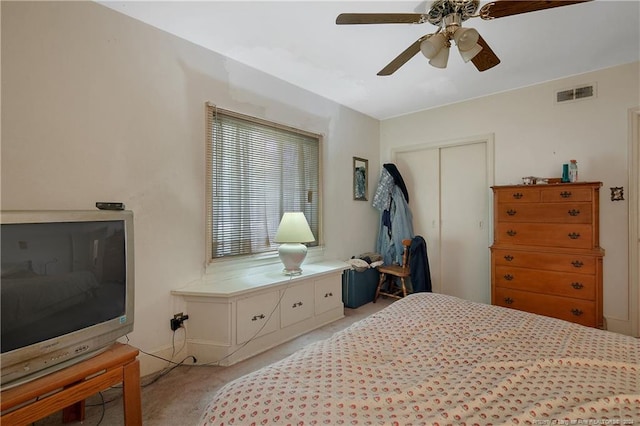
123, 358, 142, 425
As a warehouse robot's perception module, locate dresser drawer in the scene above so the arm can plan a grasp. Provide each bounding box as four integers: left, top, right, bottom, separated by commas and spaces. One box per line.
494, 188, 540, 203
492, 249, 596, 274
494, 288, 596, 327
540, 187, 593, 202
494, 265, 595, 300
495, 223, 593, 249
496, 202, 592, 224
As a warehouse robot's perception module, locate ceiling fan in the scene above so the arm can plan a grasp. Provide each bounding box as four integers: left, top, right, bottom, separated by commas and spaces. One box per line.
336, 0, 592, 75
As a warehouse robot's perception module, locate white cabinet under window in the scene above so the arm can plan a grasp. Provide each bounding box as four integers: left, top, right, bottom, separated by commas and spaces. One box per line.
172, 261, 347, 366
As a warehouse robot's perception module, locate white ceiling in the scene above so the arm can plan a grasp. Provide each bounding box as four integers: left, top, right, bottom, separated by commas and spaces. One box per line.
100, 1, 640, 120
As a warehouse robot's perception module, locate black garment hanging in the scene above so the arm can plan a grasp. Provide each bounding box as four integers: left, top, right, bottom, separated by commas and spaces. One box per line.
383, 163, 409, 204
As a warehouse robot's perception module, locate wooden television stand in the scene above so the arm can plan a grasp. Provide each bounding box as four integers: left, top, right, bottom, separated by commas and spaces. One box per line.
1, 342, 141, 425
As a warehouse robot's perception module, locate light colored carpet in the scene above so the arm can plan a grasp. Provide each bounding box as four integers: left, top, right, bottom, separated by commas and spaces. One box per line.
34, 298, 394, 425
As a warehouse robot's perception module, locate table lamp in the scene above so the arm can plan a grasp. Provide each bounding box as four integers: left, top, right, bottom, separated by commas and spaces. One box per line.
274, 212, 315, 275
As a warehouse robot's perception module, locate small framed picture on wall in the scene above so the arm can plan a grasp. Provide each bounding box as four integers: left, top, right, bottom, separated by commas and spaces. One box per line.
353, 157, 368, 201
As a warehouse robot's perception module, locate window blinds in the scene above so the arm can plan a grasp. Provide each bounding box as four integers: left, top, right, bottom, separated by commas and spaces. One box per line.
206, 105, 320, 259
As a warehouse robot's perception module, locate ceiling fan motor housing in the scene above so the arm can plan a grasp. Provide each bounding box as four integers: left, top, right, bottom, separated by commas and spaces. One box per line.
426, 0, 480, 26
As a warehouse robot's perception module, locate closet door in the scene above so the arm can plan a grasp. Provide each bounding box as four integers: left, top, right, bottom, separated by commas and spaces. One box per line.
396, 140, 490, 303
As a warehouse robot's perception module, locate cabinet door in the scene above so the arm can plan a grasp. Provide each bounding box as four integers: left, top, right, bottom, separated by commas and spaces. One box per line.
236, 290, 279, 344
280, 283, 313, 328
314, 274, 343, 315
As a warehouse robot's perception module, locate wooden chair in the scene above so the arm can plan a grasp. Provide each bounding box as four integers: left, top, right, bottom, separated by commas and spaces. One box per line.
374, 239, 412, 302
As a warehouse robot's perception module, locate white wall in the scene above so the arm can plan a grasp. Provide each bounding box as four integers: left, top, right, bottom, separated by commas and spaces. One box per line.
1, 1, 380, 375
381, 62, 640, 335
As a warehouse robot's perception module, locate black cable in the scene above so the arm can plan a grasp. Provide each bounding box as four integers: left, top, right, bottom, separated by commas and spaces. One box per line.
195, 274, 295, 367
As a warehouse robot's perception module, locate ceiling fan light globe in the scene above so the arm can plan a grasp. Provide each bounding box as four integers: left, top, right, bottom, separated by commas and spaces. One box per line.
459, 42, 483, 62
453, 27, 480, 51
420, 33, 447, 59
429, 45, 450, 68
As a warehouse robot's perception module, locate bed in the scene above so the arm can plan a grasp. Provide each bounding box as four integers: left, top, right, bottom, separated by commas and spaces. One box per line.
199, 293, 639, 425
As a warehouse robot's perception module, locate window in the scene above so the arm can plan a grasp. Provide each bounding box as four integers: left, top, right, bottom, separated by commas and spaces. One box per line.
206, 105, 321, 260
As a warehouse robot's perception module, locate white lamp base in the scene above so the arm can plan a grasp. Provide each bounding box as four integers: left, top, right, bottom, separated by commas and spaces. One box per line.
278, 243, 308, 276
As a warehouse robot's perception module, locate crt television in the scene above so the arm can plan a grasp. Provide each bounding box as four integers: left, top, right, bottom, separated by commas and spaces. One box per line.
0, 210, 134, 389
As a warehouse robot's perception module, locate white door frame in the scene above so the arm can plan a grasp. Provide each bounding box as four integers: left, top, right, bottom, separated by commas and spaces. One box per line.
629, 106, 639, 337
391, 133, 495, 296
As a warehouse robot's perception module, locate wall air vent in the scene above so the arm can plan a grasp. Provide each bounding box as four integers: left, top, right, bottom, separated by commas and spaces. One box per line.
555, 83, 596, 104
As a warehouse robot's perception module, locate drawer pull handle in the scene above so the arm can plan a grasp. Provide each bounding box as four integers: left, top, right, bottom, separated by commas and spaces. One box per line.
292, 301, 303, 308
504, 255, 514, 262
571, 260, 584, 268
506, 230, 517, 237
571, 308, 583, 316
251, 314, 266, 321
568, 209, 581, 216
571, 282, 584, 290
504, 297, 514, 305
512, 193, 523, 199
560, 191, 572, 198
324, 292, 333, 298
568, 232, 581, 239
506, 209, 517, 216
503, 274, 514, 281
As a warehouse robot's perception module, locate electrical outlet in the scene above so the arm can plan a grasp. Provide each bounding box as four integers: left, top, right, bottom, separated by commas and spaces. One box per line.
170, 312, 189, 331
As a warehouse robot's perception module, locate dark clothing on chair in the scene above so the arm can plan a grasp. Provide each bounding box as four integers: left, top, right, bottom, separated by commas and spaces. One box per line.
410, 236, 432, 293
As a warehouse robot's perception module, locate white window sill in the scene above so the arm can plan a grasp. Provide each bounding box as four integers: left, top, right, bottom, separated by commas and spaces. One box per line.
204, 245, 327, 282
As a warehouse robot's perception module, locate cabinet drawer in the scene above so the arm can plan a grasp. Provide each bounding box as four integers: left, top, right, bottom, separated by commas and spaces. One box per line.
494, 288, 596, 327
281, 283, 314, 328
494, 265, 595, 300
236, 291, 280, 344
495, 223, 593, 249
314, 274, 343, 315
496, 202, 592, 224
492, 249, 596, 274
494, 188, 540, 203
540, 187, 592, 202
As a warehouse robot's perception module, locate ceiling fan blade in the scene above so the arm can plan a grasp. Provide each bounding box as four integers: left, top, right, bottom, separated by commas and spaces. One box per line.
471, 35, 501, 72
336, 13, 425, 25
479, 1, 592, 20
377, 38, 424, 76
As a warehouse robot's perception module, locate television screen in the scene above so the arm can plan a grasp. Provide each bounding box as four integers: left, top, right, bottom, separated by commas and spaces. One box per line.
1, 220, 127, 353
0, 210, 134, 389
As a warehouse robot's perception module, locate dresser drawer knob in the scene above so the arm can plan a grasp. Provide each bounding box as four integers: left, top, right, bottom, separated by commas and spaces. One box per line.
504, 255, 514, 262
504, 297, 514, 305
560, 191, 572, 198
512, 193, 523, 199
568, 232, 581, 239
568, 209, 581, 216
252, 314, 266, 321
503, 274, 514, 281
506, 230, 517, 237
571, 282, 584, 290
571, 308, 584, 316
324, 292, 333, 298
506, 209, 517, 216
571, 260, 584, 268
292, 301, 304, 308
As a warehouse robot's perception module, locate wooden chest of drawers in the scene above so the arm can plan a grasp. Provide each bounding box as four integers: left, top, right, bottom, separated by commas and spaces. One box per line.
490, 182, 604, 328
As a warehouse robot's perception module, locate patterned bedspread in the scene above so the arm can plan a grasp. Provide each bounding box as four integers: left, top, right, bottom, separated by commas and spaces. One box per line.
200, 293, 639, 425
